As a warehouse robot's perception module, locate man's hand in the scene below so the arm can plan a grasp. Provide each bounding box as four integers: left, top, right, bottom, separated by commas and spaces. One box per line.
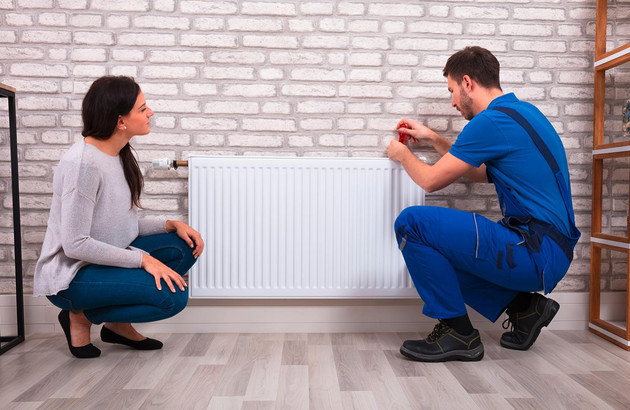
396, 119, 439, 144
396, 118, 452, 156
387, 139, 412, 164
388, 118, 483, 192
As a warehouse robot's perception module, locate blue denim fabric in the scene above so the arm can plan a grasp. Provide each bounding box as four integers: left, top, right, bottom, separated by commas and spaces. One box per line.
394, 206, 569, 322
47, 233, 197, 324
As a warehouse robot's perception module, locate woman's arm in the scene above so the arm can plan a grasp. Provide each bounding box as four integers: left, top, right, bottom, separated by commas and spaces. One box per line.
60, 189, 143, 268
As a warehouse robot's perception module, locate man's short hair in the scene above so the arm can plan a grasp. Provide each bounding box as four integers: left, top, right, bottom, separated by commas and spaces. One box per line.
442, 46, 502, 90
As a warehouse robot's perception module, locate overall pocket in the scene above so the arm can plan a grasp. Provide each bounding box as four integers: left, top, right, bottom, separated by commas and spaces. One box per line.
496, 242, 518, 270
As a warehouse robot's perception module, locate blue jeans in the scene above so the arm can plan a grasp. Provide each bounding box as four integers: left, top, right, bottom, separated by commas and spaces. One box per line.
394, 206, 570, 322
47, 233, 197, 324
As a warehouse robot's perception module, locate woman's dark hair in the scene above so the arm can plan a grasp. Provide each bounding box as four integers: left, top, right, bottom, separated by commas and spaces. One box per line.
442, 46, 502, 91
82, 76, 144, 209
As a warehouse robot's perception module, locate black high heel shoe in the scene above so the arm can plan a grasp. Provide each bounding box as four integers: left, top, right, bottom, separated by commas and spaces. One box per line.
100, 326, 163, 350
58, 310, 101, 359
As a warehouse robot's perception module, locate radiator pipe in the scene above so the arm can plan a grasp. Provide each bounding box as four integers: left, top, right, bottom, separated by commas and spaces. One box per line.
152, 158, 189, 170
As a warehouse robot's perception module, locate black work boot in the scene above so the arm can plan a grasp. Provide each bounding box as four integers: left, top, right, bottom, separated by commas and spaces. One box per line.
400, 321, 484, 362
500, 292, 559, 350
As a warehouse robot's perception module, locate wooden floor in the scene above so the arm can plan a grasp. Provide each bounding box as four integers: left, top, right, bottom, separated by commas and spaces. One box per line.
1, 329, 630, 409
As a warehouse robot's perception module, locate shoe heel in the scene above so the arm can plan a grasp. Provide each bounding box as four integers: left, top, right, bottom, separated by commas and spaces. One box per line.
542, 299, 560, 327
58, 310, 101, 359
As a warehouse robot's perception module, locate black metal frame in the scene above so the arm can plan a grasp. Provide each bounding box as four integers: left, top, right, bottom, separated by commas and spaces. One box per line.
0, 84, 25, 354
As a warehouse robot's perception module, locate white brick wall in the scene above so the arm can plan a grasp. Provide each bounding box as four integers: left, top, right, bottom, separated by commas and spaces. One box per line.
0, 0, 620, 294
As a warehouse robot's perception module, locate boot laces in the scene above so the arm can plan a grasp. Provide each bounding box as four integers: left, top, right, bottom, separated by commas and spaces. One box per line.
427, 321, 450, 342
502, 313, 516, 333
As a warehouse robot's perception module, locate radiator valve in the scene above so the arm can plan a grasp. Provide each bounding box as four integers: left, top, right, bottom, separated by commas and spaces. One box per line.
152, 158, 188, 170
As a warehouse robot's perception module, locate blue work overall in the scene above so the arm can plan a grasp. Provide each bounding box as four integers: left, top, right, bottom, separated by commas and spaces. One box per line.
394, 107, 580, 322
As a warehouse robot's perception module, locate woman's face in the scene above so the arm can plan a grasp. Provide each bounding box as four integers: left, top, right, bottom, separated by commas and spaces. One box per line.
121, 90, 153, 136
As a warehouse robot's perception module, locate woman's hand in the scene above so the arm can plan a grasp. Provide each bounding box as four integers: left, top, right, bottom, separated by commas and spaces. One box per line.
165, 220, 205, 258
141, 253, 187, 292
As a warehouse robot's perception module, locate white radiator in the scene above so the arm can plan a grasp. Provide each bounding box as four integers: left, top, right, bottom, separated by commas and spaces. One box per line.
188, 156, 424, 298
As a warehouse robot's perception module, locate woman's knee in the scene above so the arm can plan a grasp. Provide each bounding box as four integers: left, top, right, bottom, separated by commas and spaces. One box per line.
165, 234, 198, 272
141, 233, 198, 275
158, 289, 189, 319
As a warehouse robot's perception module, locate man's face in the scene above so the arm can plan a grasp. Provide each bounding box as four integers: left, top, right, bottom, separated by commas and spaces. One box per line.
447, 76, 474, 121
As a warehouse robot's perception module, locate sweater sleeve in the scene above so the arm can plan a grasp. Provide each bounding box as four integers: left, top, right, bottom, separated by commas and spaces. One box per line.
59, 168, 143, 269
138, 218, 167, 236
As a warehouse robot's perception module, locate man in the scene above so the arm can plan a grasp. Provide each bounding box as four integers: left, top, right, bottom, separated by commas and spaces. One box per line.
388, 46, 580, 362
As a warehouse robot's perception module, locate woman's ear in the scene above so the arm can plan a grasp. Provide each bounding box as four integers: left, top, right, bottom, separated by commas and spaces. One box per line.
117, 116, 126, 131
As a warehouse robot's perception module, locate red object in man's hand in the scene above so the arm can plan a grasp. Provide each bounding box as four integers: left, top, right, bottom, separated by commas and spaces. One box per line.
398, 123, 409, 143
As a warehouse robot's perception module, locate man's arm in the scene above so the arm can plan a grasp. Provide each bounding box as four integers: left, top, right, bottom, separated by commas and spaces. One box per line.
392, 119, 487, 190
389, 143, 482, 192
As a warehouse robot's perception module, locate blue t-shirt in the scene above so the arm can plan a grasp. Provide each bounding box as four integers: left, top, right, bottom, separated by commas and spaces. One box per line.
449, 93, 573, 237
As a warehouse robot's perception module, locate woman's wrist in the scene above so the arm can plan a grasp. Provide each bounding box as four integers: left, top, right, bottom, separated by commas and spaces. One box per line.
165, 220, 177, 233
141, 253, 148, 268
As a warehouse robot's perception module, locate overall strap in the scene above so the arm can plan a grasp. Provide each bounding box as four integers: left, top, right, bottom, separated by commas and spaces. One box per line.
492, 106, 578, 232
491, 106, 580, 260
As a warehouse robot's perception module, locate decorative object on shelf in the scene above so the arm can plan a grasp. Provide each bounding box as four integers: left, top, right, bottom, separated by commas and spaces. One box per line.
624, 99, 630, 136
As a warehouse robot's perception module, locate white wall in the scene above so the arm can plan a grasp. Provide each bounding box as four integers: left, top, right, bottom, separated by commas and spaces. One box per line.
0, 0, 621, 298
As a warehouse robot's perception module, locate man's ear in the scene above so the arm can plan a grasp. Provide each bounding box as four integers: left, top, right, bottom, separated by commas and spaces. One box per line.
462, 75, 473, 91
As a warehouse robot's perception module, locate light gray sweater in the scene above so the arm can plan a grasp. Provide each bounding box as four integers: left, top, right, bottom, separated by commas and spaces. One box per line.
33, 140, 166, 296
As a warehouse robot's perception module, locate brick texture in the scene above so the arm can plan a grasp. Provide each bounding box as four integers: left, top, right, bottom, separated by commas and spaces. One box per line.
0, 0, 618, 294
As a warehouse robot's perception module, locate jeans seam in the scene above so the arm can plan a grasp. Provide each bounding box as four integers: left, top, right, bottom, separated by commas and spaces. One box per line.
72, 280, 183, 293
69, 281, 182, 315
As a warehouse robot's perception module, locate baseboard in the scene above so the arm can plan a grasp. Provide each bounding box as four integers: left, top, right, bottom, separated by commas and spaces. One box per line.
0, 292, 622, 335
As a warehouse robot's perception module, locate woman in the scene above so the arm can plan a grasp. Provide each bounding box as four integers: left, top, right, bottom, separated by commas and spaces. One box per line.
33, 76, 204, 358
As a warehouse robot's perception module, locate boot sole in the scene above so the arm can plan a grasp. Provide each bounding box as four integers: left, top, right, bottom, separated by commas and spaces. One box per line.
400, 344, 484, 363
500, 298, 560, 351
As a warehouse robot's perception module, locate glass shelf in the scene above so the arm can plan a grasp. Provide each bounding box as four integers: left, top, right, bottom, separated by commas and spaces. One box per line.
592, 233, 630, 247
596, 43, 630, 71
593, 140, 630, 157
